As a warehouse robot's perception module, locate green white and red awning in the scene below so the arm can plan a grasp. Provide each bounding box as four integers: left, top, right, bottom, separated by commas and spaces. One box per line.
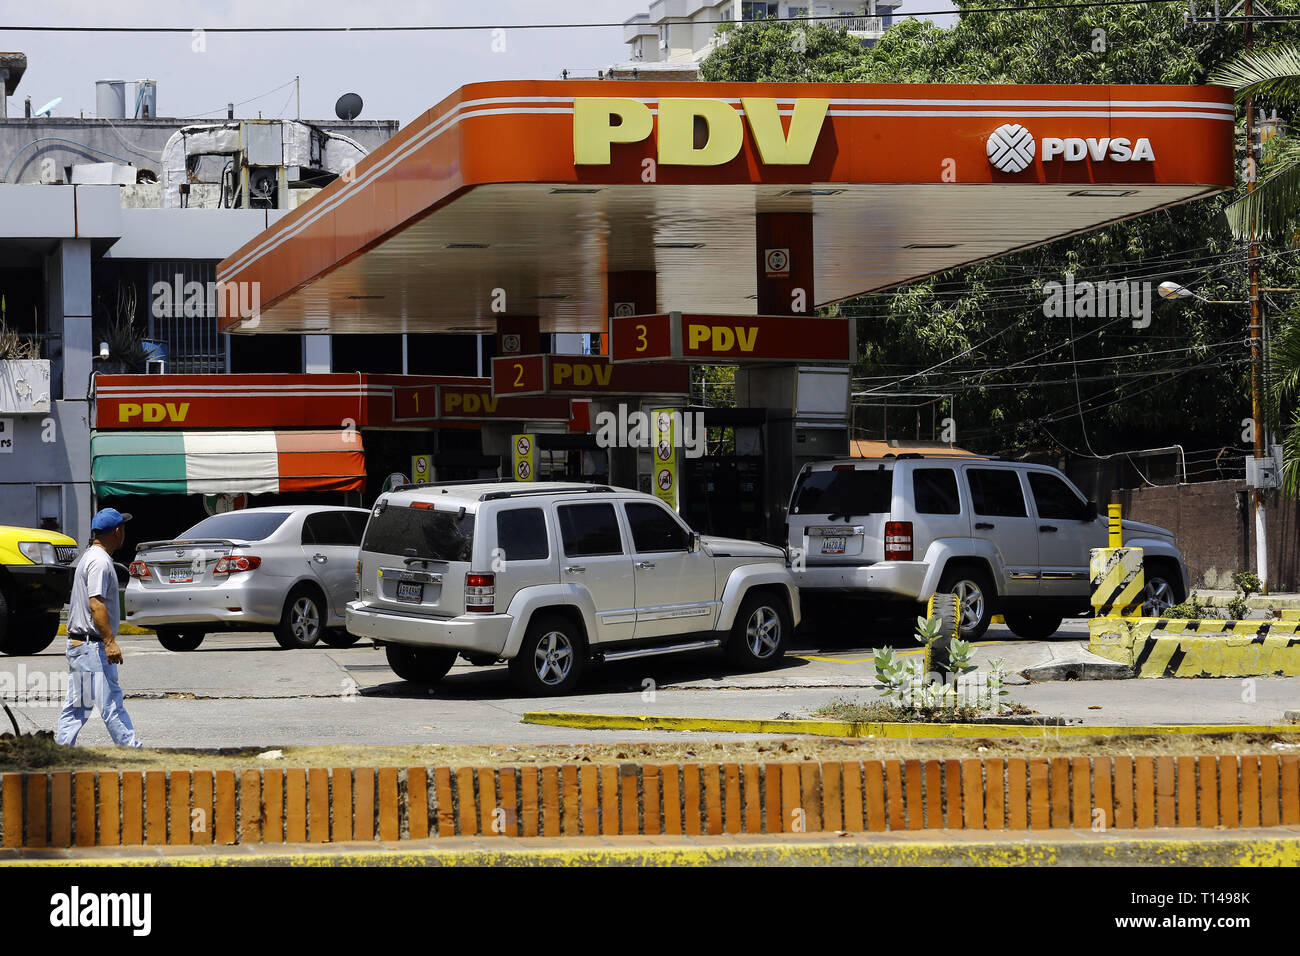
90, 430, 365, 496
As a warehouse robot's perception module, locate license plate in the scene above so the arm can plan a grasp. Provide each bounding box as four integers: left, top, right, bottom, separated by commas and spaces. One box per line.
168, 568, 193, 584
396, 582, 424, 603
820, 537, 846, 555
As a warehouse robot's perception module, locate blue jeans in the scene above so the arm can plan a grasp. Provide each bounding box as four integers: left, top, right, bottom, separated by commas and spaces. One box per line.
55, 640, 142, 748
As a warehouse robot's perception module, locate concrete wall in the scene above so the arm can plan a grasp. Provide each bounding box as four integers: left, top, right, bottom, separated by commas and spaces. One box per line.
1111, 479, 1300, 593
0, 118, 398, 185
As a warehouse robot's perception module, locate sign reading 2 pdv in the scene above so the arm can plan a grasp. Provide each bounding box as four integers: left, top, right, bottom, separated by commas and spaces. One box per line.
491, 354, 690, 397
610, 313, 852, 365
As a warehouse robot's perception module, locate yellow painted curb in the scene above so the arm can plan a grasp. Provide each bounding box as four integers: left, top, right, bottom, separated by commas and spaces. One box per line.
7, 832, 1299, 867
520, 711, 1300, 739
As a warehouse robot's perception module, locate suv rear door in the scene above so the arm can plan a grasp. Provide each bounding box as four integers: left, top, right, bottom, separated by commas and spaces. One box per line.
787, 463, 893, 565
1026, 469, 1104, 598
358, 501, 475, 617
552, 500, 635, 644
961, 465, 1039, 597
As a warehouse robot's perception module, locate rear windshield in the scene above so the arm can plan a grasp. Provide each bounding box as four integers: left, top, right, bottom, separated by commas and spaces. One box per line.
178, 512, 291, 542
362, 505, 475, 562
790, 468, 893, 517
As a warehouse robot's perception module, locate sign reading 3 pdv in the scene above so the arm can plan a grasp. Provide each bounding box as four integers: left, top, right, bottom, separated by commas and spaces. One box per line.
491, 354, 691, 397
610, 313, 852, 365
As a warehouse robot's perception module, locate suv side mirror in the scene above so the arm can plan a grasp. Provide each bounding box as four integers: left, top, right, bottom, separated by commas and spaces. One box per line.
689, 531, 701, 553
1083, 499, 1099, 522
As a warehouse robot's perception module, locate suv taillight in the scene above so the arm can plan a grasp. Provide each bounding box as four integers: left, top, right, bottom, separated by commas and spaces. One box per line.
465, 572, 495, 613
128, 560, 150, 578
214, 555, 262, 575
884, 521, 913, 561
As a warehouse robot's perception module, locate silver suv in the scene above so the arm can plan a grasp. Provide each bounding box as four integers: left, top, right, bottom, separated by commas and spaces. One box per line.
346, 482, 800, 695
786, 455, 1189, 640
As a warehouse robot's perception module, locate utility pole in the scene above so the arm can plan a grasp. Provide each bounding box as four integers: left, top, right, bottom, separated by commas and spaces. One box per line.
1188, 0, 1272, 591
1244, 0, 1270, 593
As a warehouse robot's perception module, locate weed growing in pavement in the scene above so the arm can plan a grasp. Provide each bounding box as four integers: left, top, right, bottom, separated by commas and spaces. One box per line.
848, 616, 1015, 722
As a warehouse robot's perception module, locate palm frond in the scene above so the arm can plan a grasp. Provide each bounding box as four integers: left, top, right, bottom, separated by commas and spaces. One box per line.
1209, 45, 1300, 98
1223, 159, 1300, 240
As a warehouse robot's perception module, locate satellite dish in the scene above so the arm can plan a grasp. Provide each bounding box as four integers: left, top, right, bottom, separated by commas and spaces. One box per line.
335, 92, 363, 121
35, 97, 62, 117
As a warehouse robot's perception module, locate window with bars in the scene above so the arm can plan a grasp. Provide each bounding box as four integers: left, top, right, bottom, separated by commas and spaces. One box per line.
145, 260, 226, 374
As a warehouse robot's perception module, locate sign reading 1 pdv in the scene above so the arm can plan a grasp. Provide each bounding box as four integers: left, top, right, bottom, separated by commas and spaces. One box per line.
491, 354, 691, 397
610, 313, 852, 365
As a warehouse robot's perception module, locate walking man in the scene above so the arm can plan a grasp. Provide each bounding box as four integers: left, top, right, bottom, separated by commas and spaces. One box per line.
56, 508, 142, 748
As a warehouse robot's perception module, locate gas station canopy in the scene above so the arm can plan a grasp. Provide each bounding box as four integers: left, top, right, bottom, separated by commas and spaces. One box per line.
217, 80, 1235, 334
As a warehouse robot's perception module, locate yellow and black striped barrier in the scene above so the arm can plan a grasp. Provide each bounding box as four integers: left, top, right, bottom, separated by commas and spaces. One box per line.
1087, 505, 1300, 677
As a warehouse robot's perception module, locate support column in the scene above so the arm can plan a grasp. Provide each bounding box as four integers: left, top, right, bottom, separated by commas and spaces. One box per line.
495, 316, 542, 357
754, 213, 815, 316
50, 240, 93, 401
604, 271, 658, 490
303, 335, 332, 373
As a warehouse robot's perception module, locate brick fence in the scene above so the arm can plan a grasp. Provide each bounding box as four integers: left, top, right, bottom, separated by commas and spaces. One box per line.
1112, 480, 1300, 592
4, 755, 1299, 848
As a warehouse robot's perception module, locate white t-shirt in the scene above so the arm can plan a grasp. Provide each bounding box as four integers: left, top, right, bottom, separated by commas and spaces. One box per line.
66, 545, 119, 639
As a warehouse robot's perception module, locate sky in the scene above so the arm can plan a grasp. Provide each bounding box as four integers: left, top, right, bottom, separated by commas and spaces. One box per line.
1, 0, 957, 127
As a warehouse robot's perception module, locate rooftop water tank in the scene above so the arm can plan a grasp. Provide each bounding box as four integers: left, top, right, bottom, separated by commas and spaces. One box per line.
95, 79, 126, 119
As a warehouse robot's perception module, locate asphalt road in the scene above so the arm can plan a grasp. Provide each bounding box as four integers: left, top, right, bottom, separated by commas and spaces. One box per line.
4, 618, 1297, 748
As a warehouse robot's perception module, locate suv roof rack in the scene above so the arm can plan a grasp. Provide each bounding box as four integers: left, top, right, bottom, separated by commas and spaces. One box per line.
479, 485, 615, 501
388, 478, 514, 493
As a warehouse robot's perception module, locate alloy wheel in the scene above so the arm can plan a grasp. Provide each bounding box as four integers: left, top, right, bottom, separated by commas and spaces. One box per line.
292, 596, 320, 643
1143, 577, 1175, 616
953, 580, 985, 630
533, 631, 574, 685
746, 606, 781, 659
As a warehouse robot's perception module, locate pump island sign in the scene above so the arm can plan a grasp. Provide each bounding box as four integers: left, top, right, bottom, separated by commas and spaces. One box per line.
571, 97, 1157, 171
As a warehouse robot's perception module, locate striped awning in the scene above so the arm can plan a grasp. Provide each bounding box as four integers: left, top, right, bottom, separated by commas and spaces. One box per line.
91, 430, 365, 496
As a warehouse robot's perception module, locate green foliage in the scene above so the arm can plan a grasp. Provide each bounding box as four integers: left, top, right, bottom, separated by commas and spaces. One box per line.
698, 3, 1300, 458
1231, 570, 1262, 596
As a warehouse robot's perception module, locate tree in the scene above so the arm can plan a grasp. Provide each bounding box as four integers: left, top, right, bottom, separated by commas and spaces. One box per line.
699, 3, 1300, 472
1210, 46, 1300, 494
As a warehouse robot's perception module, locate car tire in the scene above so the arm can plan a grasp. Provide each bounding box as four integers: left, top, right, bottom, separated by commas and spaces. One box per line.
320, 628, 361, 648
2, 612, 60, 656
1142, 561, 1185, 617
508, 613, 584, 696
1002, 612, 1063, 641
274, 587, 325, 649
0, 588, 9, 651
937, 564, 996, 641
726, 590, 791, 670
156, 627, 205, 652
385, 644, 457, 685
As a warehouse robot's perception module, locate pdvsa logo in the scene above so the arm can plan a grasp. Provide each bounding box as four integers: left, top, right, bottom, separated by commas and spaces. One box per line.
986, 123, 1155, 173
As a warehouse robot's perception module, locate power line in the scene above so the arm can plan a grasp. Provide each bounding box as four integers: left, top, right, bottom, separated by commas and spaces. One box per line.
0, 4, 1187, 34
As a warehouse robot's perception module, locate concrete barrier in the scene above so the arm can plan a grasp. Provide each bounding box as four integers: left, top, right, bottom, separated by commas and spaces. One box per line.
4, 754, 1297, 848
1087, 505, 1300, 677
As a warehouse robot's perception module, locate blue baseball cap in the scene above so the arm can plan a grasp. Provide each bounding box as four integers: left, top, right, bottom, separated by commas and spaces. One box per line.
91, 508, 133, 533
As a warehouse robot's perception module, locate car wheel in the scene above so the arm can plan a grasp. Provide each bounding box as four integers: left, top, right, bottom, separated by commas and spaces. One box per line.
385, 644, 457, 685
274, 588, 324, 649
937, 564, 996, 641
2, 612, 60, 656
1002, 612, 1064, 641
320, 628, 361, 648
156, 627, 205, 652
726, 591, 791, 670
508, 614, 584, 696
0, 588, 9, 650
1142, 562, 1184, 617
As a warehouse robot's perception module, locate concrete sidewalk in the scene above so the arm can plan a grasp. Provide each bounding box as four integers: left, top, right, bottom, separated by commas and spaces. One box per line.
5, 827, 1298, 867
